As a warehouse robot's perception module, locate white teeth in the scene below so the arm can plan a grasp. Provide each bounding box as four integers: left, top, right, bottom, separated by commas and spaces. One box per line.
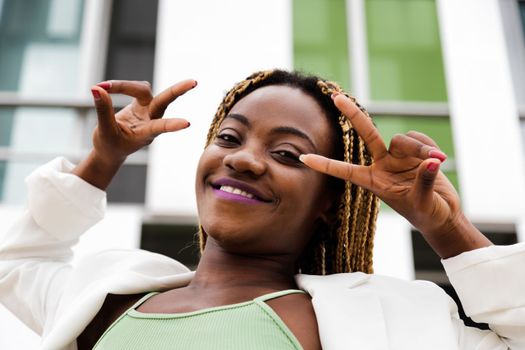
219, 185, 255, 199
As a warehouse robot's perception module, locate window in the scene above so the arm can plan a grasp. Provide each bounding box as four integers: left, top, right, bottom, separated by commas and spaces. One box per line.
0, 0, 84, 203
365, 0, 447, 102
364, 0, 458, 191
0, 0, 159, 204
293, 0, 457, 193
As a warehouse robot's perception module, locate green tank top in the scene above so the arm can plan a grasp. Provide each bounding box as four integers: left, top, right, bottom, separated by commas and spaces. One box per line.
93, 289, 306, 350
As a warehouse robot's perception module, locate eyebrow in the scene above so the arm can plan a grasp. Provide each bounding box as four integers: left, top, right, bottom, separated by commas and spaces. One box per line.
225, 113, 318, 152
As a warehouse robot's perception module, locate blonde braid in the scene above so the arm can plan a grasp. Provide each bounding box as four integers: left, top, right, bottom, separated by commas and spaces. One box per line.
200, 70, 379, 275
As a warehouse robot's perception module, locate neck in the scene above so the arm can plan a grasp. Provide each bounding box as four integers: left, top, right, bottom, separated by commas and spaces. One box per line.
189, 238, 298, 292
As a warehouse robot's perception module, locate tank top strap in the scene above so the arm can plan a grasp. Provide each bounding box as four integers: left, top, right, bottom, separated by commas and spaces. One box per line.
254, 289, 306, 302
130, 291, 159, 310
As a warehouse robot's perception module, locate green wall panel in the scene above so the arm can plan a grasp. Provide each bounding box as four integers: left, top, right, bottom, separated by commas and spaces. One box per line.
293, 0, 350, 90
366, 0, 447, 101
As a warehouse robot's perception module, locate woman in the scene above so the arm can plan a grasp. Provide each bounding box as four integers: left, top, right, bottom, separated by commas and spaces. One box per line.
0, 70, 523, 350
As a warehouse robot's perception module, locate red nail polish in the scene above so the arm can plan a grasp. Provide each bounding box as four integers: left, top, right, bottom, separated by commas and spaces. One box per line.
97, 82, 111, 90
186, 121, 191, 127
428, 149, 447, 162
91, 89, 101, 100
427, 162, 439, 172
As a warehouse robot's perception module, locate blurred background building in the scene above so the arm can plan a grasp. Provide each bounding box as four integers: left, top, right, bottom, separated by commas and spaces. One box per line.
1, 0, 524, 347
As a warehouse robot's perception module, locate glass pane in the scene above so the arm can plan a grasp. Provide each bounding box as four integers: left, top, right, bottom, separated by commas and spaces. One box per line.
105, 0, 158, 82
107, 164, 147, 204
366, 0, 447, 101
0, 106, 82, 203
374, 115, 459, 191
293, 0, 351, 89
0, 0, 84, 96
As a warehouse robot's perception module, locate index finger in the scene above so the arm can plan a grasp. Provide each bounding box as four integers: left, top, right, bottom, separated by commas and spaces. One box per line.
299, 154, 373, 190
333, 93, 387, 160
99, 80, 153, 106
149, 79, 197, 119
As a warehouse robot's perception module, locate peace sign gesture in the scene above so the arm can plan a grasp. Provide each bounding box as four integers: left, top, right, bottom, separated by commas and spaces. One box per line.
300, 93, 492, 258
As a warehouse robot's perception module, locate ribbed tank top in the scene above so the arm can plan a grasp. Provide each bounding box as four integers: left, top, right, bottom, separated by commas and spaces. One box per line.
93, 289, 306, 350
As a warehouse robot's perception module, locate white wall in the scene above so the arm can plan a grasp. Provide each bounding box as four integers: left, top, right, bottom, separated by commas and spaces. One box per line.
437, 0, 525, 225
147, 0, 293, 216
374, 211, 415, 280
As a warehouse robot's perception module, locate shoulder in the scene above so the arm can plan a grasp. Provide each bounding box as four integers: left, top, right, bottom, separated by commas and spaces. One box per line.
266, 292, 321, 350
297, 272, 453, 305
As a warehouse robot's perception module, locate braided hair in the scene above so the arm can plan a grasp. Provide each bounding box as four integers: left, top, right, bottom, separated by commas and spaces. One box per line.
200, 70, 380, 274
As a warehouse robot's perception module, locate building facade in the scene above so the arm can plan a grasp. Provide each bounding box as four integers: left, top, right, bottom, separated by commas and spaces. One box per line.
1, 0, 524, 347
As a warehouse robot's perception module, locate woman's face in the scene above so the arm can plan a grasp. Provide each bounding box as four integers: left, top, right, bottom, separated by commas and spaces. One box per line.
195, 85, 336, 257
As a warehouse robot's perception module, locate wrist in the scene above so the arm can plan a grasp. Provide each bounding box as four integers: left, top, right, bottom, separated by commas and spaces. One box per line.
419, 212, 493, 259
91, 149, 127, 168
72, 150, 126, 190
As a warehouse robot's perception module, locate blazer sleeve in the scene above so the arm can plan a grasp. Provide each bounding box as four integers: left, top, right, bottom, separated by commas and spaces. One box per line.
0, 157, 106, 335
442, 243, 525, 350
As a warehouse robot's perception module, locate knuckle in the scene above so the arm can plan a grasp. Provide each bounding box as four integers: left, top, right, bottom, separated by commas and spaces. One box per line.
406, 130, 420, 137
95, 103, 107, 116
390, 134, 404, 146
141, 81, 152, 91
345, 165, 353, 180
420, 172, 436, 188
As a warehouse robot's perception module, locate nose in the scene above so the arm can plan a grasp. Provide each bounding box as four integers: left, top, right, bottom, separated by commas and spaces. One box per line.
223, 147, 267, 177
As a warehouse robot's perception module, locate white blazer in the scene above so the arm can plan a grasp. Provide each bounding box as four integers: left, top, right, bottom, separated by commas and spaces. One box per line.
0, 158, 524, 350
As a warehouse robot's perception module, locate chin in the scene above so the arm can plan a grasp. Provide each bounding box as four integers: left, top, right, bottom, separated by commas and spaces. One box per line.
201, 219, 253, 249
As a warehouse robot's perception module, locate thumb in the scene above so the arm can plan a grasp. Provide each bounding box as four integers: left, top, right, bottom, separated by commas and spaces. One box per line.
91, 86, 117, 135
412, 158, 441, 205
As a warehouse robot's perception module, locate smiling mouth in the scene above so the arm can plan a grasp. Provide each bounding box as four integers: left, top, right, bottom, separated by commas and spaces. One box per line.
218, 185, 256, 199
210, 179, 273, 204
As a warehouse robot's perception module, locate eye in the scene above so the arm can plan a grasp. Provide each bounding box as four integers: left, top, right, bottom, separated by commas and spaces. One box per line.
216, 133, 240, 145
273, 149, 300, 163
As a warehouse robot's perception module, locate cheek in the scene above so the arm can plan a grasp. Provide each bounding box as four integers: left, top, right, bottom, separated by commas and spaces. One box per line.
278, 172, 327, 220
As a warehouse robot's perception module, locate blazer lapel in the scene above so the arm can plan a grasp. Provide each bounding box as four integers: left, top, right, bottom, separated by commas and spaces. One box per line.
297, 273, 389, 350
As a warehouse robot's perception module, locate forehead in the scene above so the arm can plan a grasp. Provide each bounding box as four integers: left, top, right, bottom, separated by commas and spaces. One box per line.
227, 85, 334, 154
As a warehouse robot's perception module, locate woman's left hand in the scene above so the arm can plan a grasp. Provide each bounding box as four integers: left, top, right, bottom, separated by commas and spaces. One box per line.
300, 93, 492, 258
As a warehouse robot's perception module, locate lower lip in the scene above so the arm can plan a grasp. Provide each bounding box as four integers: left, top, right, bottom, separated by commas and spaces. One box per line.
212, 188, 264, 205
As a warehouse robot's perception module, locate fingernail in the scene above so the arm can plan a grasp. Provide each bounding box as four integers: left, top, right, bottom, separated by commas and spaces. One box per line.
428, 149, 447, 162
193, 80, 198, 87
186, 121, 191, 127
91, 89, 101, 100
331, 92, 340, 99
427, 162, 439, 172
96, 82, 111, 90
299, 154, 306, 163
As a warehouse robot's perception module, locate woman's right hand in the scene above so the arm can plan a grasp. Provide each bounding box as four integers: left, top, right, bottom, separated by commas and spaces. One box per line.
91, 79, 196, 164
73, 79, 197, 190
